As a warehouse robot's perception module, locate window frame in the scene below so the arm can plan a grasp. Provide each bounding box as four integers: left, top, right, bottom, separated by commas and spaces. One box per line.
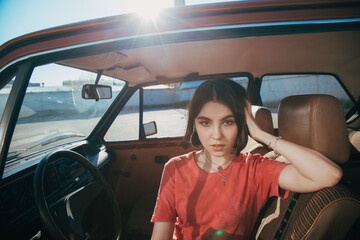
0, 63, 34, 178
259, 72, 356, 118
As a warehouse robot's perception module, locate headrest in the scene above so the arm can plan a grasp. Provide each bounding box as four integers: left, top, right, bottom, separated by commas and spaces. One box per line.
278, 94, 349, 164
252, 105, 274, 135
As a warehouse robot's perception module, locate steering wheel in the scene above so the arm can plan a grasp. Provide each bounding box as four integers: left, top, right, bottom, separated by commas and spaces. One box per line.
34, 149, 121, 240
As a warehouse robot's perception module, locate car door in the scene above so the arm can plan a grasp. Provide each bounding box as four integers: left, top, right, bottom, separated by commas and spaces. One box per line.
102, 85, 192, 211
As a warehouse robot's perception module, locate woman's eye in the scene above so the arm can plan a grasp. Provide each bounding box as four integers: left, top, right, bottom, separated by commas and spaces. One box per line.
224, 120, 234, 125
200, 121, 210, 126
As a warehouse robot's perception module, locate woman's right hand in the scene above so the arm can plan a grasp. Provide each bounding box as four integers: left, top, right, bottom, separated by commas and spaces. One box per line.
244, 100, 264, 141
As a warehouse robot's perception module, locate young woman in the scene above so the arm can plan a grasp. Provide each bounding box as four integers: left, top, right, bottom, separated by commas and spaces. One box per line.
151, 78, 342, 240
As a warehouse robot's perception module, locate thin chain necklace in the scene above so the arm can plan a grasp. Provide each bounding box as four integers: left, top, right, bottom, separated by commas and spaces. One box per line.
203, 151, 236, 186
208, 156, 233, 169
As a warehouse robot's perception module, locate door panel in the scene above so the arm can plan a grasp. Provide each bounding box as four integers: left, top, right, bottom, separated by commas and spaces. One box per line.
106, 138, 192, 209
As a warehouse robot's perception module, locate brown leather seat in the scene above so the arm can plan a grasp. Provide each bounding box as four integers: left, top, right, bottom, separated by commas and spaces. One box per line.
242, 106, 274, 154
252, 94, 360, 240
251, 105, 274, 135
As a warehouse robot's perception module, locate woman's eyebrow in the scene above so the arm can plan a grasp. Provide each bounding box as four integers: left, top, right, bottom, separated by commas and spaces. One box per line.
196, 115, 234, 120
196, 116, 211, 120
221, 115, 235, 120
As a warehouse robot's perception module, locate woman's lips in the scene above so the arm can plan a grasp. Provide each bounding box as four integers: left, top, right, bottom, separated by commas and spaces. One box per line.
211, 144, 225, 151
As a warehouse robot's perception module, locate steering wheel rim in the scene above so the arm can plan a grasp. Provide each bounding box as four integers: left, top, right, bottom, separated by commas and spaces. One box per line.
34, 149, 121, 240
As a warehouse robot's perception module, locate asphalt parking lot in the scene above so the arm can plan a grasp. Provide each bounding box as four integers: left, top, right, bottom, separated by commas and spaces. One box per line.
10, 108, 188, 152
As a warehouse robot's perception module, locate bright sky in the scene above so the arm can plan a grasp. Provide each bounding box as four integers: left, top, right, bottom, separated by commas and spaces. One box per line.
0, 0, 239, 46
0, 0, 238, 85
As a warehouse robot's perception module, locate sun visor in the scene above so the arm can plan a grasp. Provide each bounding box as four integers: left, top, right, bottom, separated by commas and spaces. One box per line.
60, 53, 128, 70
105, 65, 153, 86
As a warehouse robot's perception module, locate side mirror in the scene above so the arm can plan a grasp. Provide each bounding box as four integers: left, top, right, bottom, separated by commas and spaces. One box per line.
82, 84, 112, 99
144, 121, 157, 137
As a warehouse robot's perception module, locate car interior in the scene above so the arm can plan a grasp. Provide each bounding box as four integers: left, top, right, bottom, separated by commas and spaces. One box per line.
0, 0, 360, 239
252, 94, 360, 240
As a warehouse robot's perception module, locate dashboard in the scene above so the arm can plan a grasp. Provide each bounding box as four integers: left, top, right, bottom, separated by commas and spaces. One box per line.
0, 141, 113, 239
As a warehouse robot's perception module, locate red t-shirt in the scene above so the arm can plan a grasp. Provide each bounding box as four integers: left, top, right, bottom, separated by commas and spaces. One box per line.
151, 151, 289, 239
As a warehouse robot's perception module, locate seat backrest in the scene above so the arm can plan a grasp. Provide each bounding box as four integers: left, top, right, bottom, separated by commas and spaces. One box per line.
252, 105, 274, 135
278, 94, 349, 164
242, 106, 274, 154
252, 94, 360, 240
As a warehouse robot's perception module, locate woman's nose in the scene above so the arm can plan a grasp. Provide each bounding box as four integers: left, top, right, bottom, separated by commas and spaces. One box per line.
212, 125, 222, 139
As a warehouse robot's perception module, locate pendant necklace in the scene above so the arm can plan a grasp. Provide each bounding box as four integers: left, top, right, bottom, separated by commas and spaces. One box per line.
203, 152, 236, 185
209, 156, 232, 171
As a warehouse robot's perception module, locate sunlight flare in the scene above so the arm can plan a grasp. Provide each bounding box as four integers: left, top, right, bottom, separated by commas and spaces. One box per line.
129, 0, 173, 20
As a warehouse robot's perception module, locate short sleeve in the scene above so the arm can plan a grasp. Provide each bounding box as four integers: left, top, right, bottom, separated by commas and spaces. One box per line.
252, 154, 289, 200
151, 160, 177, 222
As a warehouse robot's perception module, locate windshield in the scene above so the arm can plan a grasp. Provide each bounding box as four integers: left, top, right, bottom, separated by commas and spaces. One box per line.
0, 0, 239, 46
6, 63, 125, 165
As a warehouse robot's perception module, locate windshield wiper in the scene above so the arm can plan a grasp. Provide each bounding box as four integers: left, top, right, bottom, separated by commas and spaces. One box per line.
7, 149, 28, 161
39, 133, 85, 147
7, 133, 85, 162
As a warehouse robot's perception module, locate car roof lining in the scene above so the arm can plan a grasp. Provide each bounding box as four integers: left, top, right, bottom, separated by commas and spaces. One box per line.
58, 30, 360, 98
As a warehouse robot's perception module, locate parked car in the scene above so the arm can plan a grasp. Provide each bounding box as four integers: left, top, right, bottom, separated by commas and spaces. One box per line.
0, 0, 359, 239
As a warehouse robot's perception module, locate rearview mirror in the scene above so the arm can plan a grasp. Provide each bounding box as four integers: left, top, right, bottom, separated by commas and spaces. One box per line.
82, 84, 112, 99
144, 121, 157, 137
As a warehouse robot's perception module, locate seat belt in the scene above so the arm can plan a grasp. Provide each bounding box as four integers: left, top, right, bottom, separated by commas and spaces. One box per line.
273, 193, 301, 240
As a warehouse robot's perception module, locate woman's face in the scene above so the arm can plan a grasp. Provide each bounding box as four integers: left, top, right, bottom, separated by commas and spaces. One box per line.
194, 101, 238, 158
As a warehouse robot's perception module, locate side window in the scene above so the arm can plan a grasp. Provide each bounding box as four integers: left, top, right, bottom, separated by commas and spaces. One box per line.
144, 76, 249, 139
104, 90, 140, 141
104, 76, 249, 141
143, 85, 190, 138
0, 76, 15, 118
231, 76, 248, 89
260, 74, 353, 127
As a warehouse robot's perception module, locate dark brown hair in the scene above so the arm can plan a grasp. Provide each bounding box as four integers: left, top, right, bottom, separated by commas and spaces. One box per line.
182, 78, 249, 155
